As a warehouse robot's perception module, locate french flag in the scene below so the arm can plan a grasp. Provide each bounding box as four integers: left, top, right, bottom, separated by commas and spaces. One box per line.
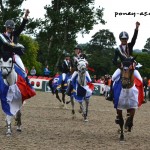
113, 77, 144, 109
72, 74, 94, 102
0, 65, 36, 116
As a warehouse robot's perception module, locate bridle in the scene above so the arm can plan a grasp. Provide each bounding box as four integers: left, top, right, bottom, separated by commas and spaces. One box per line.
77, 59, 87, 86
0, 57, 14, 79
120, 60, 134, 89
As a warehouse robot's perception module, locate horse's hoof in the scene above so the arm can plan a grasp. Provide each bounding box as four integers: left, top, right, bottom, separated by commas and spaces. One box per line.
6, 131, 12, 136
119, 135, 124, 142
84, 118, 88, 122
6, 133, 12, 136
17, 126, 22, 132
72, 110, 75, 115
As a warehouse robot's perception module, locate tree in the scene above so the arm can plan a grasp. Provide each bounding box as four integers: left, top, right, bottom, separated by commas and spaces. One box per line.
0, 0, 24, 32
37, 0, 106, 70
19, 35, 42, 75
144, 37, 150, 52
90, 29, 116, 49
133, 53, 150, 79
86, 29, 116, 76
0, 0, 40, 35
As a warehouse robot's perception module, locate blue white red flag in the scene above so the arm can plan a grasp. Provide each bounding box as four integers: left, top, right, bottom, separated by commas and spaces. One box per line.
113, 77, 144, 109
0, 65, 36, 116
72, 74, 94, 102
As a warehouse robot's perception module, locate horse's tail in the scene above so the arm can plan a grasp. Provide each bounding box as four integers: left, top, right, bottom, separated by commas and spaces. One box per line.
48, 79, 55, 94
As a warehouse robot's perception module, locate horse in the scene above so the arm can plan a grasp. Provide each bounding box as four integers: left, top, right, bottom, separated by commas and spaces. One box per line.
112, 57, 144, 141
0, 56, 23, 135
48, 73, 71, 109
0, 56, 36, 135
69, 58, 94, 121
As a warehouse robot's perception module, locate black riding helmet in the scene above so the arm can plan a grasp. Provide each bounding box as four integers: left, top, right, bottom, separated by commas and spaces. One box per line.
119, 31, 129, 40
74, 46, 82, 51
65, 53, 70, 57
4, 20, 15, 29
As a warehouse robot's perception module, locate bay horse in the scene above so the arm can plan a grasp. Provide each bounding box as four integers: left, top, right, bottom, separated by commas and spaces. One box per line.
112, 57, 144, 141
69, 58, 94, 121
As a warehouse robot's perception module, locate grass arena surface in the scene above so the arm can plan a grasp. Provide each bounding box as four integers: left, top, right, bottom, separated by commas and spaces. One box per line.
0, 91, 149, 150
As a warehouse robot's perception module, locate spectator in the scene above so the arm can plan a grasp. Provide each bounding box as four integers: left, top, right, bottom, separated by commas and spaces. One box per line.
143, 77, 148, 103
148, 79, 150, 101
92, 75, 100, 83
44, 65, 51, 77
30, 66, 36, 76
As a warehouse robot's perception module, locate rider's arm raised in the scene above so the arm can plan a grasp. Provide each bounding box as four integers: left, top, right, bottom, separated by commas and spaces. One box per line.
128, 22, 140, 55
13, 9, 30, 39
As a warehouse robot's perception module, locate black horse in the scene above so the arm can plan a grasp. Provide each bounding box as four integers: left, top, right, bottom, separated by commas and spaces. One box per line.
48, 76, 68, 108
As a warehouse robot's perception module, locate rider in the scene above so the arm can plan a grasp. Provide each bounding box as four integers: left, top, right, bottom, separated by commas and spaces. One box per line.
111, 21, 142, 82
66, 46, 92, 95
72, 46, 90, 79
61, 53, 73, 89
1, 9, 30, 74
109, 22, 143, 123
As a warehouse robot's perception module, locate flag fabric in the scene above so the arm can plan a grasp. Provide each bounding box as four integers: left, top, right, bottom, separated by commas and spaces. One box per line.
0, 64, 36, 116
56, 73, 71, 91
87, 67, 95, 72
71, 73, 94, 102
113, 76, 144, 109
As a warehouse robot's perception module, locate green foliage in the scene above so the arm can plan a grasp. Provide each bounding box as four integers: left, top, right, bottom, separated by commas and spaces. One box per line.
36, 0, 106, 68
144, 37, 150, 51
0, 0, 24, 32
18, 35, 42, 75
133, 53, 150, 78
84, 29, 116, 76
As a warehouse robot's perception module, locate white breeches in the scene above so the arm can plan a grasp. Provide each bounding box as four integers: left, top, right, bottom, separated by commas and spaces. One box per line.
112, 68, 142, 82
71, 71, 92, 82
62, 73, 67, 81
14, 54, 25, 72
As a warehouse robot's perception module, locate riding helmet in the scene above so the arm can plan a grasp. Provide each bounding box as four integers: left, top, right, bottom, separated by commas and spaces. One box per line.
4, 20, 15, 29
65, 53, 70, 57
119, 31, 129, 40
74, 46, 82, 51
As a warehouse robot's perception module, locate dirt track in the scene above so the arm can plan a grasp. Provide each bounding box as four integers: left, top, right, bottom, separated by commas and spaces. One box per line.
0, 91, 150, 150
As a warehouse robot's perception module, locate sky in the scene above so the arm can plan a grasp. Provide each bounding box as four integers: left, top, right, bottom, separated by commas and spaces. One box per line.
21, 0, 150, 50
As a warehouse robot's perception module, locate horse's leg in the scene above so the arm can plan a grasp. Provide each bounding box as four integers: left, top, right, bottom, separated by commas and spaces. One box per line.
84, 99, 89, 122
6, 115, 12, 136
15, 110, 22, 132
116, 109, 124, 141
62, 91, 67, 109
125, 109, 135, 132
70, 96, 75, 119
79, 101, 87, 122
55, 90, 62, 102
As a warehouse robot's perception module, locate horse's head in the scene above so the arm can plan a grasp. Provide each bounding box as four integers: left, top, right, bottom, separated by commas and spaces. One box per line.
77, 58, 87, 74
0, 57, 14, 78
121, 57, 135, 89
